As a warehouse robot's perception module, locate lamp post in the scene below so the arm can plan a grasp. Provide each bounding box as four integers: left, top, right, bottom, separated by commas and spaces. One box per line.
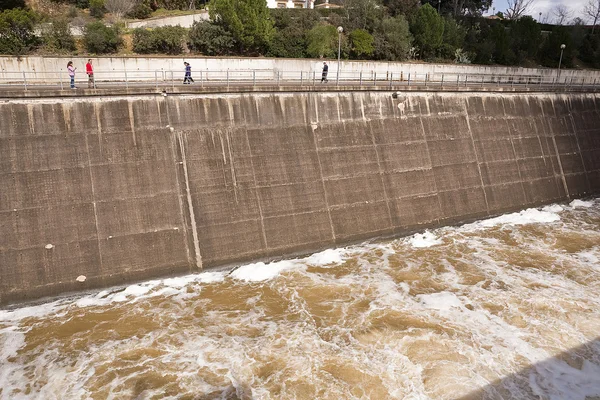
558, 44, 566, 77
337, 26, 343, 85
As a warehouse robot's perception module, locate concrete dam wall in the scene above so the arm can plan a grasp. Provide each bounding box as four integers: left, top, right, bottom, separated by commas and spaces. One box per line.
1, 91, 599, 304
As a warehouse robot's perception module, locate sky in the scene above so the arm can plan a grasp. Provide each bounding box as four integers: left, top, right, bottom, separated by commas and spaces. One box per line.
487, 0, 591, 23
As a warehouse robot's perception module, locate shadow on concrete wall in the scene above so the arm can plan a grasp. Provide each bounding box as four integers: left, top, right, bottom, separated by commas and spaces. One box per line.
456, 337, 600, 400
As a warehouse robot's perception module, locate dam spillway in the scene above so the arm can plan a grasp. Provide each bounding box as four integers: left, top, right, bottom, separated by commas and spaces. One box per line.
1, 91, 599, 304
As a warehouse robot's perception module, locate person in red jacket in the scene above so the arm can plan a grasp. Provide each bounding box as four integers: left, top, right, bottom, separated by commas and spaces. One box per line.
85, 59, 95, 88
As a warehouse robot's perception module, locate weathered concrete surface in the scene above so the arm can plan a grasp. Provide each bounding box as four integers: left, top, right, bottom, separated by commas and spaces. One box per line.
1, 92, 599, 304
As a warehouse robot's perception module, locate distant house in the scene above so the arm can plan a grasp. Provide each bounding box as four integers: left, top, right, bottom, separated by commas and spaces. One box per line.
267, 0, 315, 8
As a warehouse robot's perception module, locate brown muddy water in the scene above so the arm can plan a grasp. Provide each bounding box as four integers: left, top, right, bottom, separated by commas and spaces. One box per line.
1, 199, 600, 400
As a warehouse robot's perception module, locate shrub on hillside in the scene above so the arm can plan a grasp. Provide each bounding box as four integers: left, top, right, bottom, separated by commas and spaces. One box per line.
0, 8, 39, 55
126, 0, 153, 19
187, 21, 234, 56
83, 21, 122, 53
42, 19, 77, 53
349, 29, 374, 59
132, 26, 186, 54
89, 0, 105, 18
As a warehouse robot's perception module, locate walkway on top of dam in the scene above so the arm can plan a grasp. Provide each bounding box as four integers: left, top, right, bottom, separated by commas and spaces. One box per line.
1, 69, 599, 98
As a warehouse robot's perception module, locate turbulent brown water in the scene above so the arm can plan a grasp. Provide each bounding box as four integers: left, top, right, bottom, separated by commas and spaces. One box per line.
1, 199, 600, 400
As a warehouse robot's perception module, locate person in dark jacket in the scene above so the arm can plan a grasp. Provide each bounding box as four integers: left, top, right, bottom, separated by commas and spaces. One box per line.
321, 61, 328, 83
183, 62, 194, 84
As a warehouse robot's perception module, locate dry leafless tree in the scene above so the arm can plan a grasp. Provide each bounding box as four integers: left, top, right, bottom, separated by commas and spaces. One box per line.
104, 0, 138, 19
552, 4, 573, 25
584, 0, 600, 33
504, 0, 536, 20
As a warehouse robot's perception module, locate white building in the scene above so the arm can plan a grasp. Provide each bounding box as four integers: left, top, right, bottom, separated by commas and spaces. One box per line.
267, 0, 314, 9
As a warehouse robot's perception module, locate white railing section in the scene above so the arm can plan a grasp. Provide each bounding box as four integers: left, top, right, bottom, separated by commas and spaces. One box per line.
0, 69, 598, 91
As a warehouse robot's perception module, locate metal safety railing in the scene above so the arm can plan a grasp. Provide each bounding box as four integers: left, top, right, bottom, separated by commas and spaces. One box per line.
0, 69, 598, 92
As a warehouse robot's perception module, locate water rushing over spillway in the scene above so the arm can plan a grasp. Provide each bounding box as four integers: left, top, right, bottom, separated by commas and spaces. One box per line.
1, 199, 600, 399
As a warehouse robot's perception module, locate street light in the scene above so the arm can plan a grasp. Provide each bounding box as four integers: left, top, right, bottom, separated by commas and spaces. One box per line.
558, 44, 566, 77
337, 26, 343, 85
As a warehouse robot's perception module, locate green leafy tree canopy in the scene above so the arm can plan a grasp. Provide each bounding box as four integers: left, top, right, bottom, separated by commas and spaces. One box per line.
209, 0, 273, 54
410, 3, 444, 59
349, 28, 374, 58
0, 8, 38, 55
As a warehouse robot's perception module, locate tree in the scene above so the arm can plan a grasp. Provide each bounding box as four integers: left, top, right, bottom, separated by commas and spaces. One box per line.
383, 0, 420, 17
440, 16, 465, 59
187, 21, 234, 55
209, 0, 273, 54
584, 0, 600, 34
341, 0, 384, 31
509, 15, 541, 64
505, 0, 535, 20
420, 0, 492, 17
552, 4, 572, 25
104, 0, 138, 19
306, 24, 338, 58
0, 8, 38, 55
0, 0, 26, 10
410, 3, 444, 59
83, 21, 122, 53
132, 26, 186, 54
349, 29, 374, 58
89, 0, 105, 18
42, 19, 76, 53
373, 15, 412, 60
540, 26, 574, 68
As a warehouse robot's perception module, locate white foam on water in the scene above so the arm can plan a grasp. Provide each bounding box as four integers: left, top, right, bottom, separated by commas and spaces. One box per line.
416, 291, 463, 310
472, 207, 561, 229
229, 260, 299, 282
570, 199, 594, 208
408, 230, 443, 248
304, 248, 347, 265
542, 204, 564, 213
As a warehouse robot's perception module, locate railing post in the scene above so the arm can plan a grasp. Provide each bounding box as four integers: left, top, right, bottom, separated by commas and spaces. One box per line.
373, 71, 376, 86
227, 69, 229, 88
465, 74, 468, 87
22, 72, 27, 91
408, 73, 411, 86
581, 78, 585, 88
253, 70, 256, 87
59, 72, 63, 90
389, 72, 393, 88
200, 70, 203, 88
457, 74, 460, 87
277, 70, 280, 86
155, 70, 158, 89
171, 71, 174, 91
359, 71, 362, 86
441, 74, 444, 89
124, 70, 128, 88
300, 71, 303, 86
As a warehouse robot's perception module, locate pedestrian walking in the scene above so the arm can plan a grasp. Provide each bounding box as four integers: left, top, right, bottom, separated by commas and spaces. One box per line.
183, 62, 194, 84
67, 61, 77, 89
85, 59, 95, 88
321, 61, 329, 83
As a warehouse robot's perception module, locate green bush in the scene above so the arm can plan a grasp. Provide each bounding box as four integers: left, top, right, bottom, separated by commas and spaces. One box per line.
306, 24, 338, 58
43, 19, 76, 53
132, 26, 187, 54
83, 21, 122, 53
126, 0, 153, 19
0, 8, 39, 55
373, 16, 412, 61
89, 0, 105, 18
187, 21, 235, 56
349, 29, 374, 59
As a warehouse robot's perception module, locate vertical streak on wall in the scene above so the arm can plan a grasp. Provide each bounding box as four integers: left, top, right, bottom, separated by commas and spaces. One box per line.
243, 127, 269, 252
568, 104, 592, 191
127, 101, 137, 147
544, 96, 570, 199
176, 130, 203, 270
87, 102, 103, 272
309, 93, 336, 242
418, 99, 443, 224
502, 99, 528, 204
364, 96, 394, 230
463, 98, 490, 213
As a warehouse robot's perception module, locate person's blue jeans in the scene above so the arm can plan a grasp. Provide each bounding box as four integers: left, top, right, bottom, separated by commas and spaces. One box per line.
70, 76, 75, 88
